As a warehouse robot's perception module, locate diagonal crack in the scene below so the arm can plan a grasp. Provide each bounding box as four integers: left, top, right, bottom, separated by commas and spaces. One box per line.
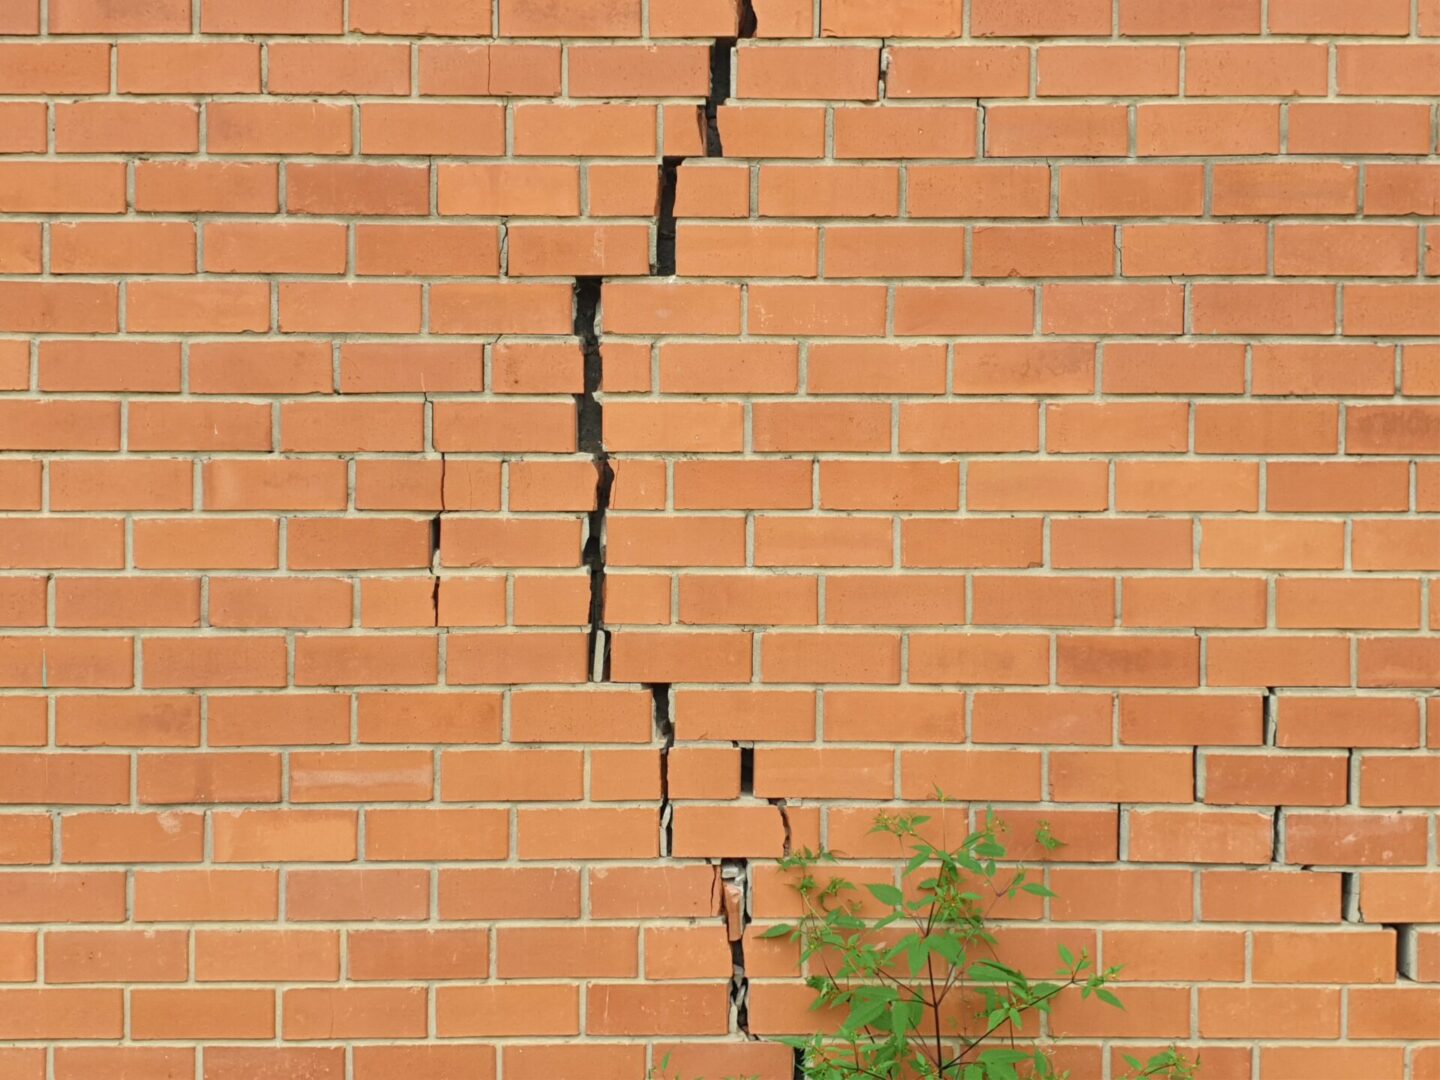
705, 0, 758, 158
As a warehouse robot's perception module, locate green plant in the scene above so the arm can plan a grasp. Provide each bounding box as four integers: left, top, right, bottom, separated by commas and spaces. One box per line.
762, 809, 1198, 1080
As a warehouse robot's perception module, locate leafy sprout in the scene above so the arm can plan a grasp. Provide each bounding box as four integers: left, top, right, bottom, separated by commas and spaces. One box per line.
757, 804, 1197, 1080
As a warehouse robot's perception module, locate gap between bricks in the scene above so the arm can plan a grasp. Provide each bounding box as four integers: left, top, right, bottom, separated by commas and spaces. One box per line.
563, 2, 787, 1047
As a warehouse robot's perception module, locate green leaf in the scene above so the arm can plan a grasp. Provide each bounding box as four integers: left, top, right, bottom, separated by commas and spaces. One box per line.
978, 1049, 1032, 1065
1021, 882, 1057, 898
1058, 944, 1075, 967
759, 924, 792, 938
865, 882, 905, 906
1094, 988, 1124, 1009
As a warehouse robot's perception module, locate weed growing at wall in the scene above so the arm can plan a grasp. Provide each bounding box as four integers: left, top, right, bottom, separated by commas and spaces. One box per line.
764, 811, 1197, 1080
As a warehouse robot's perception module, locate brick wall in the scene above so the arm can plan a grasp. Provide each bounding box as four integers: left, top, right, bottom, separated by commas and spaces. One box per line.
1, 0, 1439, 1076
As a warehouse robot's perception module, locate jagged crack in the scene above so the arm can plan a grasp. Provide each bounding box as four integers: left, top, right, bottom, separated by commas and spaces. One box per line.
738, 0, 758, 37
770, 797, 793, 856
722, 858, 756, 1037
654, 157, 682, 276
653, 683, 676, 854
705, 39, 734, 157
574, 278, 614, 681
705, 3, 756, 158
429, 514, 442, 627
426, 394, 448, 628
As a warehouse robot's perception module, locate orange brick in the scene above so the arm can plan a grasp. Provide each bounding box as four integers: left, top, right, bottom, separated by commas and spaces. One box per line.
194, 930, 338, 983
737, 44, 879, 100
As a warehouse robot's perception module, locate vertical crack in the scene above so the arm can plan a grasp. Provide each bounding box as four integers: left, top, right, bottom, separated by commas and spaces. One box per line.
1263, 687, 1278, 746
653, 683, 675, 855
1390, 924, 1418, 981
429, 515, 442, 627
426, 392, 447, 629
1342, 870, 1362, 923
705, 39, 734, 157
574, 277, 613, 683
722, 857, 755, 1038
769, 797, 793, 856
1271, 807, 1283, 863
654, 158, 682, 277
705, 1, 758, 159
738, 0, 758, 38
877, 41, 889, 100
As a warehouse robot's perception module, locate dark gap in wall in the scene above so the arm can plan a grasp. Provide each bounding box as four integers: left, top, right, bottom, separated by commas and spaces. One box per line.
706, 1, 756, 160
429, 514, 442, 628
575, 277, 605, 456
654, 157, 682, 276
1389, 924, 1417, 980
738, 0, 759, 38
574, 277, 614, 681
424, 392, 448, 628
1263, 688, 1278, 746
738, 743, 755, 797
652, 683, 675, 854
770, 797, 793, 856
1341, 870, 1361, 923
1271, 807, 1283, 863
721, 858, 755, 1037
705, 39, 734, 157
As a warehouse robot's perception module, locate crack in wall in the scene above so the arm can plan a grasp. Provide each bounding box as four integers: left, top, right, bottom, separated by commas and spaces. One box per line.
574, 277, 614, 682
704, 1, 758, 158
721, 858, 756, 1037
653, 682, 675, 855
1390, 924, 1419, 980
425, 392, 448, 628
769, 797, 793, 856
654, 157, 682, 276
570, 8, 766, 1047
1342, 870, 1362, 922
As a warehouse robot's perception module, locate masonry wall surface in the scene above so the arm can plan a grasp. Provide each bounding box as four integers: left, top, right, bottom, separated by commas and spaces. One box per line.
1, 0, 1439, 1077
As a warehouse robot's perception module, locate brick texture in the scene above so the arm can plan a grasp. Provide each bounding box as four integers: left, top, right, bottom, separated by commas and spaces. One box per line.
1, 0, 1439, 1075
